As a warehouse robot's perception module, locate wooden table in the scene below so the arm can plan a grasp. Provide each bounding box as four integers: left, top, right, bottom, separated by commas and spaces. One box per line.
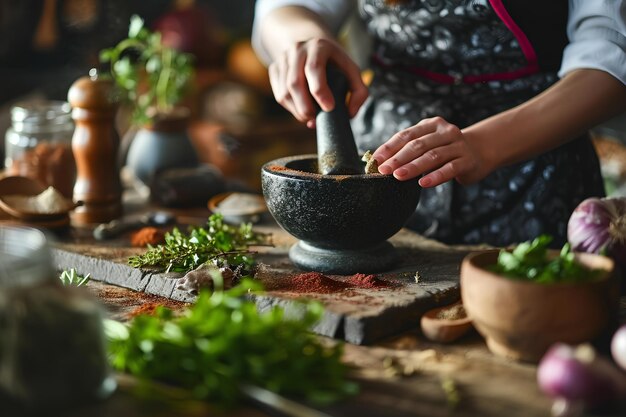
13, 213, 626, 417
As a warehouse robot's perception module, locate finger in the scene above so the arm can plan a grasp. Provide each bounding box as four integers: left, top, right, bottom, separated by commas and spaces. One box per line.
372, 120, 440, 166
304, 41, 334, 111
330, 55, 368, 117
268, 62, 288, 106
418, 159, 464, 187
269, 56, 305, 122
392, 141, 466, 183
286, 45, 316, 121
376, 129, 449, 175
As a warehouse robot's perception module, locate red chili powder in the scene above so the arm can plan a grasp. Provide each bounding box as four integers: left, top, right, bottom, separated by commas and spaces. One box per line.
127, 302, 167, 318
287, 272, 351, 294
346, 273, 390, 289
268, 271, 393, 293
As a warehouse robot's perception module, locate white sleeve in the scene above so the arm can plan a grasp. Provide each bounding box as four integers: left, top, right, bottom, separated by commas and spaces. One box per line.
558, 0, 626, 84
252, 0, 355, 65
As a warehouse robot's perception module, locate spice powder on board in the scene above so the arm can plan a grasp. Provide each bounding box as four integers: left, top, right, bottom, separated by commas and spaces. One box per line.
268, 271, 394, 293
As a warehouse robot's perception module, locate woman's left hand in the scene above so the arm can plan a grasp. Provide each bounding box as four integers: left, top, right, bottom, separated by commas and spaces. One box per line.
372, 116, 488, 187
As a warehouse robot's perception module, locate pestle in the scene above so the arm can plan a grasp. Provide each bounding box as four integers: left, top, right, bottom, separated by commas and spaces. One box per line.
316, 66, 363, 175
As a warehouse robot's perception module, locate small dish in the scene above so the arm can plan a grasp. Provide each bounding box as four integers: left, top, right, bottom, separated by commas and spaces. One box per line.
420, 300, 473, 343
461, 250, 618, 362
208, 192, 269, 224
0, 176, 79, 221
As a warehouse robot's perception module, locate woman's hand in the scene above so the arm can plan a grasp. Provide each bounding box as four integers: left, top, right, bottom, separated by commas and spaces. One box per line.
372, 117, 490, 187
268, 37, 368, 128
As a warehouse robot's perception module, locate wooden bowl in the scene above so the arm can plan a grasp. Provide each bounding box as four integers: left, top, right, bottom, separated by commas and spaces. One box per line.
420, 300, 473, 343
461, 250, 619, 363
0, 176, 78, 220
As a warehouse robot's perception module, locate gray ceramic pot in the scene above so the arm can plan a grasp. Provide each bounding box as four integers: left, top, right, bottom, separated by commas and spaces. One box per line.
125, 110, 198, 184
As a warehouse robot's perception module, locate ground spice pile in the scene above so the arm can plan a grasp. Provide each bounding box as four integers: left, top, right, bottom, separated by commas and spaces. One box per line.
346, 273, 390, 289
288, 272, 351, 294
128, 302, 168, 318
436, 304, 466, 320
130, 226, 165, 247
269, 271, 394, 294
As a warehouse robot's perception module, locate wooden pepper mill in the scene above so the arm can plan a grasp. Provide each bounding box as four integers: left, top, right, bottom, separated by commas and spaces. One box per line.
68, 69, 122, 224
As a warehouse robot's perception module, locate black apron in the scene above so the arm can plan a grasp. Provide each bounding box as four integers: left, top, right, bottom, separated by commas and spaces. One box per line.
352, 0, 605, 246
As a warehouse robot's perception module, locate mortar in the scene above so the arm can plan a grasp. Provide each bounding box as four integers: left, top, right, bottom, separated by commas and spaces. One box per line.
261, 67, 420, 274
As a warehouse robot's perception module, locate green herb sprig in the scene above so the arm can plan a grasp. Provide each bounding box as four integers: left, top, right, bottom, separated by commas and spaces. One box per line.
99, 15, 195, 125
104, 279, 357, 406
490, 235, 600, 283
59, 269, 91, 287
128, 214, 270, 273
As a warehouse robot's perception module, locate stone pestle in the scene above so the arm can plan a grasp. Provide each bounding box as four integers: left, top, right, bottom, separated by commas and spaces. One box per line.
316, 66, 363, 175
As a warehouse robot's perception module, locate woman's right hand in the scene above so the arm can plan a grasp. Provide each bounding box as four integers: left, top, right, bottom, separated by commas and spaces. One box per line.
268, 37, 369, 128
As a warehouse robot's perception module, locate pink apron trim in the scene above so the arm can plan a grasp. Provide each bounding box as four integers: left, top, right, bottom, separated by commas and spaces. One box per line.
371, 1, 540, 85
489, 0, 539, 70
372, 55, 539, 85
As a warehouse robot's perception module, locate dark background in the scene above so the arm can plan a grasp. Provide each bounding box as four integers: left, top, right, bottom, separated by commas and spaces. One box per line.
0, 0, 256, 104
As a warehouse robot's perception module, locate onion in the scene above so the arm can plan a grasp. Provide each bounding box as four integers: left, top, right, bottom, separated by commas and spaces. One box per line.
537, 343, 626, 416
567, 197, 626, 266
612, 325, 626, 371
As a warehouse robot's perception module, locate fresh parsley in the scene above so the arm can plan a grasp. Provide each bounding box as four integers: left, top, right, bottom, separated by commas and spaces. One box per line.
490, 235, 600, 283
128, 214, 270, 273
104, 279, 357, 406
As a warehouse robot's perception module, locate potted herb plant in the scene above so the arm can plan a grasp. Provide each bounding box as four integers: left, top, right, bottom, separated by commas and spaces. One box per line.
100, 15, 199, 184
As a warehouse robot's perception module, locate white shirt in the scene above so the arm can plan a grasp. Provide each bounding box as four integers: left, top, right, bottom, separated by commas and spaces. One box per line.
252, 0, 626, 84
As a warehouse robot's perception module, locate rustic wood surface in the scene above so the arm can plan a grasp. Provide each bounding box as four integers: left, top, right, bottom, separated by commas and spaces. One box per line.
51, 221, 474, 344
5, 212, 625, 417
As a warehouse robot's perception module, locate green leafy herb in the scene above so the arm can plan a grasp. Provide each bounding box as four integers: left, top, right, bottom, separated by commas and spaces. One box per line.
128, 214, 270, 273
99, 15, 195, 125
104, 279, 357, 406
59, 269, 91, 287
490, 235, 601, 283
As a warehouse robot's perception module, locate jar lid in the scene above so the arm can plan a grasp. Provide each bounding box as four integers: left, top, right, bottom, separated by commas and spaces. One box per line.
0, 227, 55, 287
10, 101, 73, 134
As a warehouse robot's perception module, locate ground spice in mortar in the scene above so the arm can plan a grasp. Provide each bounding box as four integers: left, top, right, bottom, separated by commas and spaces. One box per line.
436, 304, 466, 320
130, 227, 165, 247
346, 273, 390, 289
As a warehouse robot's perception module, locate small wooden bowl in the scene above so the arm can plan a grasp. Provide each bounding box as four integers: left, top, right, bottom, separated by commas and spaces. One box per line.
420, 300, 473, 343
208, 192, 269, 224
0, 176, 78, 221
461, 250, 619, 362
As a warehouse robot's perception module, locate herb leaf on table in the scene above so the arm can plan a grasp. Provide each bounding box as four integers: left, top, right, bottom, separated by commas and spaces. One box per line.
104, 279, 358, 407
128, 214, 270, 273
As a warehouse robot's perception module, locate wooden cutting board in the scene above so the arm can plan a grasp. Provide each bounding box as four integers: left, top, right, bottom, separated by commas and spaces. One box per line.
51, 225, 478, 345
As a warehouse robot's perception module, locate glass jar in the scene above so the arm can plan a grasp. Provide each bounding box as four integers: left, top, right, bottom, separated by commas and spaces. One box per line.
4, 101, 76, 198
0, 227, 116, 411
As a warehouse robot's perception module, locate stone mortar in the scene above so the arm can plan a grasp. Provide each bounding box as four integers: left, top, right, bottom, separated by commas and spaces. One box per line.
261, 154, 420, 274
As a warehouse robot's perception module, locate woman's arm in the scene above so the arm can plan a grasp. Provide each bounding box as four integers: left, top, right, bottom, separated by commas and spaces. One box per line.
373, 0, 626, 187
373, 70, 626, 187
253, 2, 367, 127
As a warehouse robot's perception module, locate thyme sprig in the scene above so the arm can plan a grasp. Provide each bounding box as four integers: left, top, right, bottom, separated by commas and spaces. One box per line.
128, 214, 271, 273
